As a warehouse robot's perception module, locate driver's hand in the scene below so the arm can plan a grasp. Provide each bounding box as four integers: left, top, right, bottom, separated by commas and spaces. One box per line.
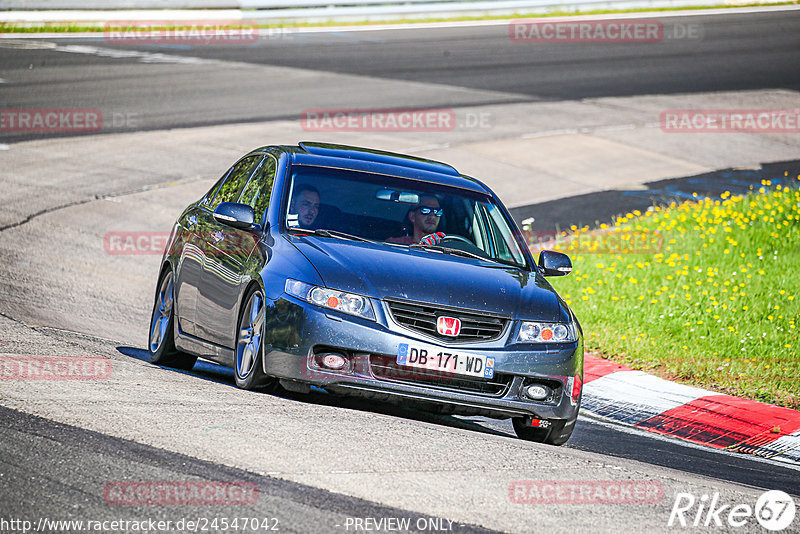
420, 232, 446, 246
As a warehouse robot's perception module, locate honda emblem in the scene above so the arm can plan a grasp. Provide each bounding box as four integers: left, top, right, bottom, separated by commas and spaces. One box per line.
437, 316, 461, 337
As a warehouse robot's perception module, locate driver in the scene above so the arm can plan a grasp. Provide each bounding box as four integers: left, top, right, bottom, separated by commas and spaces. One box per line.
289, 184, 320, 229
388, 195, 445, 245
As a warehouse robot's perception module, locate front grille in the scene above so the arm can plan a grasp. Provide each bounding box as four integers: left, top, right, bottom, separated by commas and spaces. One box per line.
370, 355, 512, 396
385, 299, 508, 342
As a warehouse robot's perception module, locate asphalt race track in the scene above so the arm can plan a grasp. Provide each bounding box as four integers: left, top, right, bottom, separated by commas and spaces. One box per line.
1, 7, 799, 533
1, 9, 798, 139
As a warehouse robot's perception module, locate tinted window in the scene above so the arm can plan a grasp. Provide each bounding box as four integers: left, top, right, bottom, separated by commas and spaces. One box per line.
283, 167, 529, 268
208, 156, 262, 211
238, 155, 277, 224
485, 203, 525, 265
202, 168, 233, 206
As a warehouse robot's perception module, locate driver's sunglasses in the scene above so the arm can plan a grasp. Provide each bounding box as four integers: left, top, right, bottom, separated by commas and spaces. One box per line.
417, 207, 444, 217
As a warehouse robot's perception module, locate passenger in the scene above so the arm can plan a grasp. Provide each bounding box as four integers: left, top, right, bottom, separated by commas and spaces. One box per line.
289, 184, 320, 229
388, 195, 446, 245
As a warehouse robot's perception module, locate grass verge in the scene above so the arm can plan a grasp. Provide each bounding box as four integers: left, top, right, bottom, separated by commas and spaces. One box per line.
545, 175, 800, 409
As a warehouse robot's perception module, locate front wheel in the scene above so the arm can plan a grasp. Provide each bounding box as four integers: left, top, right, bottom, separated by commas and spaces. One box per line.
148, 269, 197, 370
234, 285, 278, 391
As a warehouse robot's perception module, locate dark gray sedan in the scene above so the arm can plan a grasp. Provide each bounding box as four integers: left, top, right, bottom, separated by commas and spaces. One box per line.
148, 142, 583, 444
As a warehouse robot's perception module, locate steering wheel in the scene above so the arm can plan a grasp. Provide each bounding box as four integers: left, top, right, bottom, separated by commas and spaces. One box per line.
440, 234, 473, 246
439, 234, 492, 260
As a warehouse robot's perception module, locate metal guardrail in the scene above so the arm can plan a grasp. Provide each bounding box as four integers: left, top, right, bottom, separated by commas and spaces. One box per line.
0, 0, 777, 8
0, 0, 781, 23
1, 0, 569, 7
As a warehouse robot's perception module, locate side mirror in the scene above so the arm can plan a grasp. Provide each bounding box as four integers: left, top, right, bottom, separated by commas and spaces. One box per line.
213, 202, 257, 231
538, 250, 572, 276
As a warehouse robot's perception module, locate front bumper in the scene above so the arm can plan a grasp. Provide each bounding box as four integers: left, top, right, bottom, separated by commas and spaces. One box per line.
263, 295, 582, 420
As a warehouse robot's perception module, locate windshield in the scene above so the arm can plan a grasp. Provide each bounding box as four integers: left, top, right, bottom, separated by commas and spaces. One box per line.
283, 166, 529, 268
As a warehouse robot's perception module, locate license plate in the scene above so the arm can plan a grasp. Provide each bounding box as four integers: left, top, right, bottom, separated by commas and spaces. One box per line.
396, 342, 495, 379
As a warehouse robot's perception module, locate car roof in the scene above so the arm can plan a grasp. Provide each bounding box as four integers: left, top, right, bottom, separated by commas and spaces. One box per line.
248, 142, 491, 194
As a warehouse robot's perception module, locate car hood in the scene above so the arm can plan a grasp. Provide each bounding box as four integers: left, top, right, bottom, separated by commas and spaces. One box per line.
290, 236, 568, 322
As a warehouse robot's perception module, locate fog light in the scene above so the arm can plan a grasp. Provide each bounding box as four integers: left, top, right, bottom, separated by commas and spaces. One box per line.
320, 353, 347, 370
523, 384, 551, 401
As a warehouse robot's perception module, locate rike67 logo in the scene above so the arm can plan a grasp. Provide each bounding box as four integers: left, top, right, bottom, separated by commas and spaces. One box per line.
668, 490, 796, 531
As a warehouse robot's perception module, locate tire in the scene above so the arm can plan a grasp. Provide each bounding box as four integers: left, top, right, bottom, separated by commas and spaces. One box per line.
148, 268, 197, 370
234, 285, 278, 391
513, 411, 578, 446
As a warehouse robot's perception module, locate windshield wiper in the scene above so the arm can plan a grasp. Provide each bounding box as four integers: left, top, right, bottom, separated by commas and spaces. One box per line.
291, 228, 374, 243
409, 243, 501, 264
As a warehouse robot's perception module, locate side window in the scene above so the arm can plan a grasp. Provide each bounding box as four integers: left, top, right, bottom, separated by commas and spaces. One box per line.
472, 210, 487, 252
207, 156, 262, 211
238, 155, 277, 224
488, 218, 512, 261
202, 168, 233, 207
485, 204, 526, 265
472, 203, 494, 256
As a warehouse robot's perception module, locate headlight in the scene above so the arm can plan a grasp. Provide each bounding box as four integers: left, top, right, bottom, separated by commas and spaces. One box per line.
285, 279, 375, 321
516, 321, 577, 343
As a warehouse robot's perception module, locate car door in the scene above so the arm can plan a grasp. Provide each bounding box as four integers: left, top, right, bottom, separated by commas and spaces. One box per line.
174, 167, 233, 337
194, 154, 267, 347
207, 154, 278, 346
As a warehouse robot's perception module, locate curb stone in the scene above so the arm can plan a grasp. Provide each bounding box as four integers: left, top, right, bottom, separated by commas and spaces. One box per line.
582, 354, 800, 465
